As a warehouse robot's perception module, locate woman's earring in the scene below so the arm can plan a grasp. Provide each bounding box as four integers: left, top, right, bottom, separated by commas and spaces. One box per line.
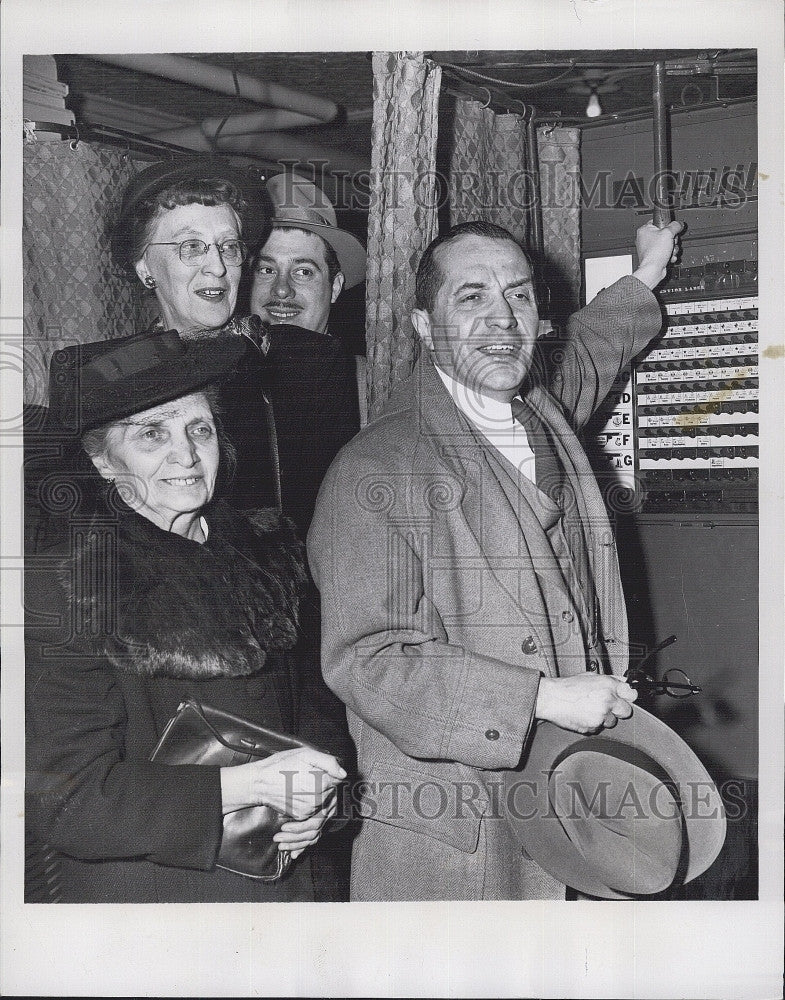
144, 276, 157, 289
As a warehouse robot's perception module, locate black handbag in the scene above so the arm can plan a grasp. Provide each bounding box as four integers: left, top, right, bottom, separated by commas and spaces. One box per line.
150, 698, 316, 881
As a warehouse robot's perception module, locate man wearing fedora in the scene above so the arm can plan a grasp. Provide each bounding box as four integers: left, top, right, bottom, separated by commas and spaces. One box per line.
250, 171, 366, 339
308, 216, 725, 901
247, 173, 369, 900
249, 172, 366, 535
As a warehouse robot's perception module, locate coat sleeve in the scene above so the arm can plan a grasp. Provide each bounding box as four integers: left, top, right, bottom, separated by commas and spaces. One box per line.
25, 561, 224, 870
547, 274, 663, 431
308, 442, 541, 772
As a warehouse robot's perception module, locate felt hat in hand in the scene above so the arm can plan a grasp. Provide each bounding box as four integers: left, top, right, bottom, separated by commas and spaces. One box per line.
504, 706, 726, 899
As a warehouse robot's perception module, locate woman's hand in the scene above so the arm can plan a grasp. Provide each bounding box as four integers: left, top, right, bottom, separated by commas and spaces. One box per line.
220, 747, 346, 819
274, 794, 338, 859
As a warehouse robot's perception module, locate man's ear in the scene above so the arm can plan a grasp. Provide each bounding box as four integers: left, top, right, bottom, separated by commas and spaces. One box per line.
330, 271, 345, 304
411, 308, 434, 351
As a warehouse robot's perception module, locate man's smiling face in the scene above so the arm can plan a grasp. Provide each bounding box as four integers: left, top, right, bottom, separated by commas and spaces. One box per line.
250, 227, 343, 335
412, 234, 540, 403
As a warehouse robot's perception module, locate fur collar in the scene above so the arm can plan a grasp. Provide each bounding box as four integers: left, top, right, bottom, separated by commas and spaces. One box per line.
66, 499, 306, 680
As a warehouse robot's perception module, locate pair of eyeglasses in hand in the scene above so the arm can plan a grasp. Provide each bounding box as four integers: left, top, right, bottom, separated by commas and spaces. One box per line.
624, 634, 702, 699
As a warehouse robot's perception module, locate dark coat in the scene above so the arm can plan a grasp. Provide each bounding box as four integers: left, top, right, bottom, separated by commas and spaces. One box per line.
199, 319, 360, 536
25, 497, 347, 903
255, 323, 361, 536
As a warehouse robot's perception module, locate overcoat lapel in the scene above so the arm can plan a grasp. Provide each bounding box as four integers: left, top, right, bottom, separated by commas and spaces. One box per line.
394, 357, 629, 677
406, 359, 558, 671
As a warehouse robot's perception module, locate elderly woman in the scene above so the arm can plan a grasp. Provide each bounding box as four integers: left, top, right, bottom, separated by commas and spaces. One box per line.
25, 329, 346, 903
111, 157, 277, 511
108, 160, 358, 898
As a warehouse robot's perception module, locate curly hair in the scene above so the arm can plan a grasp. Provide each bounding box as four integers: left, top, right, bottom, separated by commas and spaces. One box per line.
113, 178, 249, 275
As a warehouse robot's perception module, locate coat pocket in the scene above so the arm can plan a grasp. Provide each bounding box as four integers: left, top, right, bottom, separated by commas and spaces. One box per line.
356, 761, 487, 854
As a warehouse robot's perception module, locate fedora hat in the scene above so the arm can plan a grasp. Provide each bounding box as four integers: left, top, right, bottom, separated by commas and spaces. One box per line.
111, 157, 272, 267
47, 328, 247, 435
503, 706, 726, 899
265, 172, 367, 288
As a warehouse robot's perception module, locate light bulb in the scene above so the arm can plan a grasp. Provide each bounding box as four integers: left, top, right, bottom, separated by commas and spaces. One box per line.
586, 92, 602, 118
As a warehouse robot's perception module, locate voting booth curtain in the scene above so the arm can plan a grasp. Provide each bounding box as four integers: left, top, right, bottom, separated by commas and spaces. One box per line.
449, 104, 581, 322
537, 124, 582, 321
23, 139, 152, 406
364, 52, 441, 420
449, 98, 533, 246
363, 60, 583, 414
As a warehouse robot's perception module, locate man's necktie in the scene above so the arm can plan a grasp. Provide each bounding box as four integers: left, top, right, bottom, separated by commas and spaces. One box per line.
511, 397, 564, 504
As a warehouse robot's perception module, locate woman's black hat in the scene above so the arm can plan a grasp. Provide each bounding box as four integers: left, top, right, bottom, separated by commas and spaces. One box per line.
47, 328, 247, 435
111, 156, 272, 268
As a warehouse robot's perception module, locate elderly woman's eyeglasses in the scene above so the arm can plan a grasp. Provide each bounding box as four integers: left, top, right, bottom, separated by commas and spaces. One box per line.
144, 239, 248, 266
624, 634, 702, 699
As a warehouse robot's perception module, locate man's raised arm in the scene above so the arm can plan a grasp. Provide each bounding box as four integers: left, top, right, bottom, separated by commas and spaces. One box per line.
549, 220, 683, 430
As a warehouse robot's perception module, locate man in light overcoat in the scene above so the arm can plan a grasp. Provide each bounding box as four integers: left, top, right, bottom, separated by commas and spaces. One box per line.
308, 218, 682, 900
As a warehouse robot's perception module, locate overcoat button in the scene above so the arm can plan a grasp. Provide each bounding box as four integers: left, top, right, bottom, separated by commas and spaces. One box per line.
562, 610, 574, 623
485, 729, 500, 741
521, 636, 538, 654
587, 659, 600, 673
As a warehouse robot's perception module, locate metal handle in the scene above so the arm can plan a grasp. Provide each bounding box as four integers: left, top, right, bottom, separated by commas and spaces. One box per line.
652, 61, 673, 229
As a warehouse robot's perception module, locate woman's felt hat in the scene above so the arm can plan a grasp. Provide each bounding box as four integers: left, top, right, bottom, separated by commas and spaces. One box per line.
47, 328, 247, 435
265, 172, 367, 288
111, 156, 272, 267
504, 705, 726, 899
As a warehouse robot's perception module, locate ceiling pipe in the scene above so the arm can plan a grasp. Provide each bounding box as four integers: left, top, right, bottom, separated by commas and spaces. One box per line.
90, 53, 339, 122
215, 130, 370, 179
147, 107, 324, 146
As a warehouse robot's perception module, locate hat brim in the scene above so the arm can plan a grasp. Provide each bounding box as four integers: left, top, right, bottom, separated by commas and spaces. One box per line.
505, 706, 726, 899
270, 219, 367, 289
50, 334, 247, 436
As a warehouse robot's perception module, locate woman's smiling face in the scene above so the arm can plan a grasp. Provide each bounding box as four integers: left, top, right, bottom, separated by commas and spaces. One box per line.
135, 202, 243, 334
92, 392, 219, 532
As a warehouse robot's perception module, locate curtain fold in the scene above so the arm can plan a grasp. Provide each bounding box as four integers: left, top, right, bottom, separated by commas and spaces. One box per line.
365, 52, 441, 419
23, 139, 152, 405
449, 99, 532, 246
537, 125, 582, 321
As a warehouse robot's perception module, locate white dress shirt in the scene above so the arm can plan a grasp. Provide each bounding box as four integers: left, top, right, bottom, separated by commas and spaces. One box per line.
434, 365, 536, 483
